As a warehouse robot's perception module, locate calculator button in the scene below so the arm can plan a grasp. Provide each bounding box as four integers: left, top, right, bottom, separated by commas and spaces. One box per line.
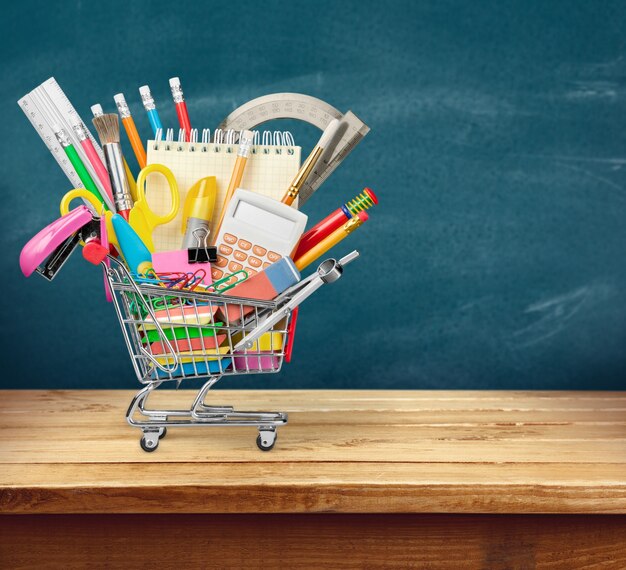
234, 250, 248, 262
219, 244, 233, 255
211, 268, 223, 280
253, 245, 267, 256
238, 239, 252, 250
267, 251, 282, 262
229, 261, 243, 272
262, 262, 271, 269
216, 255, 228, 268
225, 275, 238, 286
246, 268, 257, 276
248, 256, 262, 268
223, 233, 237, 245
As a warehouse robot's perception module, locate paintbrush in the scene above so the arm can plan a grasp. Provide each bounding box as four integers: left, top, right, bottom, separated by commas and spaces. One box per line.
281, 118, 340, 207
92, 113, 134, 221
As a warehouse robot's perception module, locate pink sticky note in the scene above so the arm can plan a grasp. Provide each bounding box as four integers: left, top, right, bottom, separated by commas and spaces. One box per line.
153, 250, 212, 285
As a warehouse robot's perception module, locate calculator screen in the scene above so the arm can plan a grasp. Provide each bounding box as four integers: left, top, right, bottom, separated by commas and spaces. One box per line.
233, 200, 295, 237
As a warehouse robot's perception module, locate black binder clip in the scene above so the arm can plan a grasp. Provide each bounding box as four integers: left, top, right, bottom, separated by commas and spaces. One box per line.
187, 228, 217, 264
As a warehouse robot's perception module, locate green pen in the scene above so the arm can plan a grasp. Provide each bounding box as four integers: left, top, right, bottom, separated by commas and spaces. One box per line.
54, 127, 109, 210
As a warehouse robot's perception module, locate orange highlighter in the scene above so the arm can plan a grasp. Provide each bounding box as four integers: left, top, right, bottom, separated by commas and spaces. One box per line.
114, 93, 147, 169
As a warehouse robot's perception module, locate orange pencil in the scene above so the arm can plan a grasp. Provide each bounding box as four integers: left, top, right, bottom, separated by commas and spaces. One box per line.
114, 93, 147, 169
211, 130, 255, 243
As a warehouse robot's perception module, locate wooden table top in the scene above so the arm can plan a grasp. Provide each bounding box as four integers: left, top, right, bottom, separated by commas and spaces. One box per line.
1, 390, 624, 515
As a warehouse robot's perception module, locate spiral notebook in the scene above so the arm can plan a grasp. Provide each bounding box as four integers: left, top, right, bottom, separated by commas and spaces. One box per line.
145, 129, 301, 252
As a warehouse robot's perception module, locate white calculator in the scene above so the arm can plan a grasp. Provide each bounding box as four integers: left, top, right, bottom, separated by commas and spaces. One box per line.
212, 189, 308, 281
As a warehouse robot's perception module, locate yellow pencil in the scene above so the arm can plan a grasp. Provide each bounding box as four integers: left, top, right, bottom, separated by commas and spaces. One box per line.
123, 159, 138, 201
211, 130, 255, 243
294, 210, 368, 271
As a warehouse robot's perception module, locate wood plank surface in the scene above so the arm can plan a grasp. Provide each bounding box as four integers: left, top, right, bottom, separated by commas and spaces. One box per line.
2, 514, 626, 569
1, 390, 625, 514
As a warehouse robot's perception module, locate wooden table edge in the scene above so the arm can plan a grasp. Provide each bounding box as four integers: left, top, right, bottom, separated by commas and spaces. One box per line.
3, 481, 626, 515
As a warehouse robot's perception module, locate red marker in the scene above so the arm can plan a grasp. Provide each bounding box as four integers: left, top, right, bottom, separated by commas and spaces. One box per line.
293, 188, 377, 260
169, 77, 192, 142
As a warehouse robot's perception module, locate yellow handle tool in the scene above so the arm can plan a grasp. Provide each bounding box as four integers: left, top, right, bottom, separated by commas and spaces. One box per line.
130, 163, 180, 252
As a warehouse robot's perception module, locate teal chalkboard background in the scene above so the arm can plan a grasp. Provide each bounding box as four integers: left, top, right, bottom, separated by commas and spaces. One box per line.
2, 1, 625, 389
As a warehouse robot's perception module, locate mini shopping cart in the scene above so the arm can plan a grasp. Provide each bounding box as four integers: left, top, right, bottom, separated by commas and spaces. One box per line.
106, 250, 359, 452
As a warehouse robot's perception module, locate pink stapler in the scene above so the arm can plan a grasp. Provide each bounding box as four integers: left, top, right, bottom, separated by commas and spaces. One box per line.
20, 205, 109, 281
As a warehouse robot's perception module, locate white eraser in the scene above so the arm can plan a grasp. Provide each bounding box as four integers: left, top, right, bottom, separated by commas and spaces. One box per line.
319, 118, 340, 148
139, 85, 151, 95
113, 93, 126, 104
91, 104, 103, 116
169, 77, 181, 87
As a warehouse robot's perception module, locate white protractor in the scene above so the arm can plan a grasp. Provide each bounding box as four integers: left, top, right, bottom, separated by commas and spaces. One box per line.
218, 93, 370, 206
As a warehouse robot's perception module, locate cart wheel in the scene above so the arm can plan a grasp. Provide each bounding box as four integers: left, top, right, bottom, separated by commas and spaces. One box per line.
140, 435, 159, 452
158, 427, 167, 440
256, 431, 277, 451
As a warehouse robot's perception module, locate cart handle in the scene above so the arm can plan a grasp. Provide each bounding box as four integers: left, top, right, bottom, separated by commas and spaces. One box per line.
105, 256, 180, 374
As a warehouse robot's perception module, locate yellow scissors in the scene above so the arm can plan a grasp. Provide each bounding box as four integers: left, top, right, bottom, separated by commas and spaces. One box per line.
61, 163, 179, 254
129, 163, 180, 252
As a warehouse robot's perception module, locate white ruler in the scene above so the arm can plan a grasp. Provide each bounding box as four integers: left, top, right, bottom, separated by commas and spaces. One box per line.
18, 77, 107, 197
41, 77, 105, 161
218, 93, 370, 206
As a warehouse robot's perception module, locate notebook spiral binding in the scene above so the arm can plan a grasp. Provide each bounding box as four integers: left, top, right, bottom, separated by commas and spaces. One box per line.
152, 128, 296, 155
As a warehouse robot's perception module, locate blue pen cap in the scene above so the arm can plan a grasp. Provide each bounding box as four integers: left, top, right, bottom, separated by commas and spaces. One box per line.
111, 214, 152, 274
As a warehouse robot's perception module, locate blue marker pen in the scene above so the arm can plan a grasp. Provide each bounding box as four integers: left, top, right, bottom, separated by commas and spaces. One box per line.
111, 213, 153, 275
139, 85, 164, 138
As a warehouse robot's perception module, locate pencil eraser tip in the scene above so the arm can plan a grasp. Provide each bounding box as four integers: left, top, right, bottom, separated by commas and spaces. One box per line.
139, 85, 150, 95
364, 187, 378, 204
113, 93, 126, 103
169, 77, 181, 87
91, 104, 103, 116
357, 210, 369, 222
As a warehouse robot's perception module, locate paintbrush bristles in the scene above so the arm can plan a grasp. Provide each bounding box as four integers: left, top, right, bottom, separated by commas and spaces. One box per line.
92, 113, 120, 145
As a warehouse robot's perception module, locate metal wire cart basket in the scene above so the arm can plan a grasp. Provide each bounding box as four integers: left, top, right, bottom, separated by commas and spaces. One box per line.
106, 251, 359, 452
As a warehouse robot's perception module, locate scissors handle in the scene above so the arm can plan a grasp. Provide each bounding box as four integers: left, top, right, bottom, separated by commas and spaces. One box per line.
60, 188, 102, 216
135, 163, 180, 224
